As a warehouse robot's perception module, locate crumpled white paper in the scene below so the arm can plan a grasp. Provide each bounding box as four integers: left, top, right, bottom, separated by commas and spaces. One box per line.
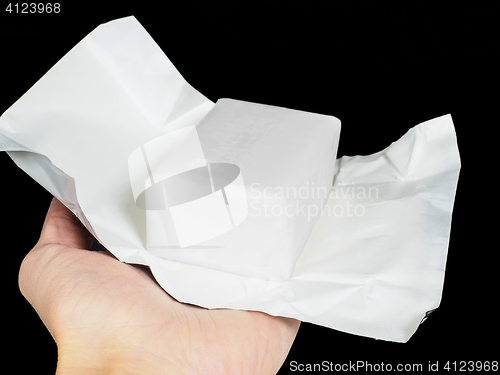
0, 16, 460, 342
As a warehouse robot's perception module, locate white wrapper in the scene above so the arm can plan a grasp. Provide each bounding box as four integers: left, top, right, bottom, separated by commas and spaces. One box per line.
0, 16, 460, 342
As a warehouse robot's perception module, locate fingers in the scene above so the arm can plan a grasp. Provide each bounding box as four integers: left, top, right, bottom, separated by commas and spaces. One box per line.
37, 197, 94, 250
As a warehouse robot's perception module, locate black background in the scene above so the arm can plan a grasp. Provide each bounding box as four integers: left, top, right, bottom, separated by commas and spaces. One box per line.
1, 1, 497, 373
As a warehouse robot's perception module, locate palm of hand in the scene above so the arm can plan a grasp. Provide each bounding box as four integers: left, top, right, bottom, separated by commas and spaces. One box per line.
19, 199, 300, 374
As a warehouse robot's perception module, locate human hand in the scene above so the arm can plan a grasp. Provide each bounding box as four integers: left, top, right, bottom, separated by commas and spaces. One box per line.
19, 198, 300, 374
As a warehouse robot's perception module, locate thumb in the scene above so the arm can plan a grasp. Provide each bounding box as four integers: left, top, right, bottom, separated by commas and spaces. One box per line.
37, 197, 94, 250
19, 197, 95, 316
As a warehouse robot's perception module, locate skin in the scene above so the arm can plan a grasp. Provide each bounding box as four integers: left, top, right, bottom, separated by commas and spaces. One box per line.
19, 198, 300, 374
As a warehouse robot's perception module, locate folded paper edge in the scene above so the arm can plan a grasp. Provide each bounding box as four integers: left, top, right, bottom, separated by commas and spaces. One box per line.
0, 133, 100, 242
